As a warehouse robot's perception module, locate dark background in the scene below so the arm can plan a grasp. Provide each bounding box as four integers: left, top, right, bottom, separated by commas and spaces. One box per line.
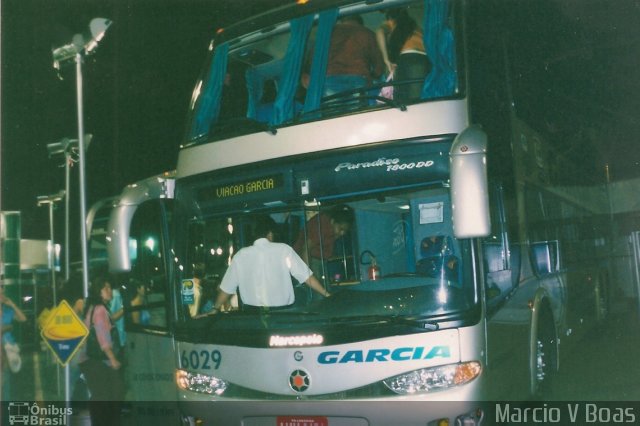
1, 0, 639, 260
1, 0, 285, 247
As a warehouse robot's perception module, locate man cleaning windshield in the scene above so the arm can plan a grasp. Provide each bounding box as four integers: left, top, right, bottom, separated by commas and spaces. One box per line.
211, 215, 330, 313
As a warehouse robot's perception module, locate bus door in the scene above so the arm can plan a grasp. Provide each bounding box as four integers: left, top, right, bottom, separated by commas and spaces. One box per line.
121, 200, 178, 418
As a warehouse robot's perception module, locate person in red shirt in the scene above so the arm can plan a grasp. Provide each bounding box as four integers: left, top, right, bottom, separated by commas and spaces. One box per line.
294, 205, 355, 282
324, 15, 385, 96
303, 15, 385, 98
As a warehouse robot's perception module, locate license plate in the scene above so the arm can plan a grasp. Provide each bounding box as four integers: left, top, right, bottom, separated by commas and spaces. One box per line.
276, 416, 328, 426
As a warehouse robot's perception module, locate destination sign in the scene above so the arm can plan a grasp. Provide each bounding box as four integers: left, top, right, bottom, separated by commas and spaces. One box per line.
200, 174, 284, 201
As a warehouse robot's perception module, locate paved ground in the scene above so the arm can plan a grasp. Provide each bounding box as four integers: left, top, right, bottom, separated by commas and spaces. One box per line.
549, 298, 640, 401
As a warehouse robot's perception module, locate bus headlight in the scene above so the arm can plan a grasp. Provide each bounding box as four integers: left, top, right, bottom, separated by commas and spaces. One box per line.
383, 361, 481, 395
176, 369, 229, 395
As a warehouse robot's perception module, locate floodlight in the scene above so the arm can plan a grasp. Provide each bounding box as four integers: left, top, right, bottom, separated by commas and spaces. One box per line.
52, 18, 112, 69
36, 190, 65, 206
46, 134, 93, 158
86, 18, 112, 53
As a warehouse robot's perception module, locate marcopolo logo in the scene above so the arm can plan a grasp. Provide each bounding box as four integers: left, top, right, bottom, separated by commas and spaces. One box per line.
7, 402, 72, 425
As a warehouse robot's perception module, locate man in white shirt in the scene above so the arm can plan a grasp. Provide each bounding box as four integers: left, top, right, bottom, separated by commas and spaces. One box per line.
213, 216, 330, 311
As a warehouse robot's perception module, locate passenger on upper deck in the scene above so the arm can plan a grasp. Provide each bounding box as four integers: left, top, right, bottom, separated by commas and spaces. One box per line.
304, 15, 384, 98
211, 216, 330, 311
376, 7, 432, 102
255, 79, 278, 123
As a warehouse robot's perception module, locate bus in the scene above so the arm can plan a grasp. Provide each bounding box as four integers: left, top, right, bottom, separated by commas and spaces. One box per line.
102, 0, 613, 424
87, 171, 177, 405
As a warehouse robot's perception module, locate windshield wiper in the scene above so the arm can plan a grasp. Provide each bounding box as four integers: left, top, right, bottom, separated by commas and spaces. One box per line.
385, 315, 440, 330
329, 314, 439, 330
197, 309, 320, 319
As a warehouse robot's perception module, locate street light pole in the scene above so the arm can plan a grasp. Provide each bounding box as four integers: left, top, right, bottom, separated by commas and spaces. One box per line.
52, 18, 112, 405
36, 191, 65, 305
74, 52, 91, 299
64, 153, 70, 281
47, 135, 92, 283
52, 18, 111, 298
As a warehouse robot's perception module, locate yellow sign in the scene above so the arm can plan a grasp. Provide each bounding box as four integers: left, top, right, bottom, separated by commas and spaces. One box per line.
201, 173, 284, 201
41, 300, 88, 366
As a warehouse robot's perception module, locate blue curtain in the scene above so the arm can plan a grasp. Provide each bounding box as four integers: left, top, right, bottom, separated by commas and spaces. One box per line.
245, 67, 262, 121
272, 15, 314, 125
421, 0, 457, 98
190, 42, 229, 139
303, 9, 339, 113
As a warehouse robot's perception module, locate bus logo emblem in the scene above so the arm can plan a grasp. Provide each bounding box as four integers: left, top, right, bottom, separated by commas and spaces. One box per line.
289, 369, 310, 392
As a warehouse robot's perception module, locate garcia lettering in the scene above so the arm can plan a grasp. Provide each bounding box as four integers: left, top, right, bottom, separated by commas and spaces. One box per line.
317, 345, 450, 364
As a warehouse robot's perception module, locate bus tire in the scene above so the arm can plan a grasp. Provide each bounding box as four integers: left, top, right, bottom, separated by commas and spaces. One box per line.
532, 307, 557, 399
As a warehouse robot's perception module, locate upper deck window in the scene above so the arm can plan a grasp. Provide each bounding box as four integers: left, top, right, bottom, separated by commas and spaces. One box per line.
186, 0, 460, 143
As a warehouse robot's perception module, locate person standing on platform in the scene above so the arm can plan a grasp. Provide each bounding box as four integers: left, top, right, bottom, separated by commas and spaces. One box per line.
1, 283, 27, 401
78, 276, 124, 426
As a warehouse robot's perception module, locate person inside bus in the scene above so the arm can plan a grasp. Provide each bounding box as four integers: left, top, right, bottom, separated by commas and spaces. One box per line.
186, 263, 205, 318
303, 15, 384, 98
255, 79, 278, 123
293, 204, 355, 283
210, 215, 330, 312
196, 277, 221, 314
376, 7, 432, 102
130, 279, 151, 325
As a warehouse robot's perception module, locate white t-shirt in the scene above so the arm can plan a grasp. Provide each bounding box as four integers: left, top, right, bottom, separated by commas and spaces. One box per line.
220, 238, 313, 307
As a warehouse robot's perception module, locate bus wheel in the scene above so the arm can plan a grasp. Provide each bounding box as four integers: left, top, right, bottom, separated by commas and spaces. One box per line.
533, 313, 557, 399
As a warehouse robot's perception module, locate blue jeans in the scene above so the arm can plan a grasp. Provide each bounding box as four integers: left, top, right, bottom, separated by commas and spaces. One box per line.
323, 75, 367, 97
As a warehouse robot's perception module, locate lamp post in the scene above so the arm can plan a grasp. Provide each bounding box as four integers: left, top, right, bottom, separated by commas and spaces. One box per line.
36, 191, 65, 397
47, 135, 92, 282
51, 17, 111, 405
52, 18, 112, 299
36, 191, 65, 305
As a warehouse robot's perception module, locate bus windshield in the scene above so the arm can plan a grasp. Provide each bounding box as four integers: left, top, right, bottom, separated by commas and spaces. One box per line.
174, 184, 478, 339
186, 0, 460, 143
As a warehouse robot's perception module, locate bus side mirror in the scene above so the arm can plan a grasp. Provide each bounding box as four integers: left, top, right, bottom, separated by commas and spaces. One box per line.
531, 240, 560, 275
450, 125, 491, 239
107, 174, 175, 273
107, 203, 137, 273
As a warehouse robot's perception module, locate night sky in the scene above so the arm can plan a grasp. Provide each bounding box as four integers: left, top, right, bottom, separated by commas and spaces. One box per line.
1, 0, 286, 247
2, 0, 639, 258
